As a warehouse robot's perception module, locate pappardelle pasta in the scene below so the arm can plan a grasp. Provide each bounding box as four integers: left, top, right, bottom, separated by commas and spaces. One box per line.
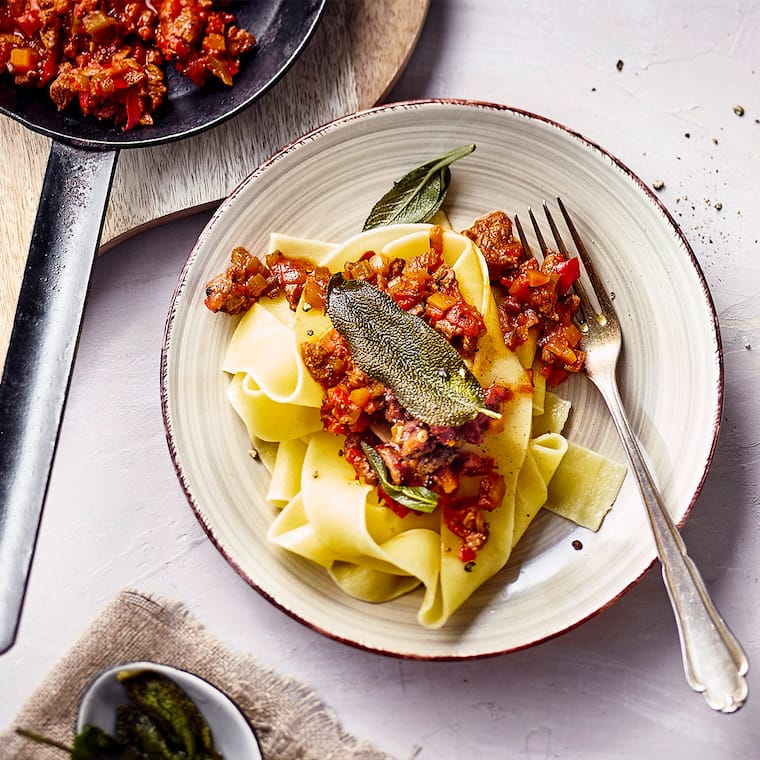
206, 215, 626, 629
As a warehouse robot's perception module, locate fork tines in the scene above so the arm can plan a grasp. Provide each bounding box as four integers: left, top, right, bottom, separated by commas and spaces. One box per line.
515, 198, 613, 328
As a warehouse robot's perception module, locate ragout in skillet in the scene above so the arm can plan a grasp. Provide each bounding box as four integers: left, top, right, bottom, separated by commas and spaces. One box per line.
0, 0, 255, 130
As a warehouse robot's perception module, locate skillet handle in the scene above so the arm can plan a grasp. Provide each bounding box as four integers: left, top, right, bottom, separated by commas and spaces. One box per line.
0, 141, 117, 654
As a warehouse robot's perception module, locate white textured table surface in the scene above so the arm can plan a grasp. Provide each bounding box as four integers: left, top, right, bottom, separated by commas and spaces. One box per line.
2, 2, 759, 757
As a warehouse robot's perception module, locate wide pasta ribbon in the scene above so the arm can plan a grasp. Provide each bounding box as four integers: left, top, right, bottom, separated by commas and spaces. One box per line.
269, 432, 441, 603
223, 224, 625, 629
273, 226, 534, 627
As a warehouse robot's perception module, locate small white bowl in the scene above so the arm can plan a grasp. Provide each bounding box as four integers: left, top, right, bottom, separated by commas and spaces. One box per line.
77, 661, 262, 759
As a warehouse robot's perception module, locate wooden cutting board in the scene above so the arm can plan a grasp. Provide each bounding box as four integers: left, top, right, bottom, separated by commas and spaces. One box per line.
0, 0, 429, 363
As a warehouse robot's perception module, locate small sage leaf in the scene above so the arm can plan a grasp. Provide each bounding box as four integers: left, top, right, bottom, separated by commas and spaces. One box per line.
363, 144, 476, 230
361, 442, 439, 512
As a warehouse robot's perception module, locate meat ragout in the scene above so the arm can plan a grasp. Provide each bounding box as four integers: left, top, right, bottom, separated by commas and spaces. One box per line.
205, 215, 585, 563
0, 0, 255, 129
463, 210, 585, 386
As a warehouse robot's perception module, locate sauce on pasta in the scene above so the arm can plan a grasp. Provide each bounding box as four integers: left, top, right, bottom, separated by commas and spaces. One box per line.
206, 215, 584, 563
212, 220, 626, 628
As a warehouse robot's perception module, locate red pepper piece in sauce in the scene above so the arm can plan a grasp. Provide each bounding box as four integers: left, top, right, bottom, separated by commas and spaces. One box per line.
555, 256, 581, 294
15, 10, 42, 38
124, 89, 144, 130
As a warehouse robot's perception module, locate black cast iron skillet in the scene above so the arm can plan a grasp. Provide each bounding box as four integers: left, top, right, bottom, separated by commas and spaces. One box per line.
0, 0, 326, 654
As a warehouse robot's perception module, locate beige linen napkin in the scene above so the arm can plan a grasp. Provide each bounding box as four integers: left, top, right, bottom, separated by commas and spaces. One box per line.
0, 589, 394, 760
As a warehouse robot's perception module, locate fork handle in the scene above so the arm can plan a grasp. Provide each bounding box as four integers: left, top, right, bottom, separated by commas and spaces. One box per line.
595, 377, 748, 713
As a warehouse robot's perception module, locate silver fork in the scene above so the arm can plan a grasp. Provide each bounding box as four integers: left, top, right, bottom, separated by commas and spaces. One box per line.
515, 199, 748, 714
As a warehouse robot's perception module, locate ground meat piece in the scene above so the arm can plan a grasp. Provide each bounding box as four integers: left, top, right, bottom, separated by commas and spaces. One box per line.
157, 0, 209, 57
390, 419, 432, 457
265, 251, 330, 311
463, 210, 527, 281
443, 500, 490, 556
300, 342, 348, 386
412, 447, 459, 479
145, 62, 167, 109
343, 434, 378, 485
497, 248, 586, 385
204, 246, 275, 314
432, 266, 456, 290
158, 1, 255, 86
227, 24, 255, 56
382, 391, 406, 425
376, 443, 407, 485
48, 62, 75, 109
476, 470, 506, 511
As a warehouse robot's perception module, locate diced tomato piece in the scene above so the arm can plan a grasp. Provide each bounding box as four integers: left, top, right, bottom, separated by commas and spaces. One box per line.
39, 51, 58, 84
542, 363, 569, 387
377, 487, 411, 518
390, 291, 423, 311
111, 73, 131, 89
442, 301, 485, 338
556, 257, 581, 293
508, 277, 532, 302
15, 10, 42, 37
319, 328, 348, 356
328, 385, 350, 409
343, 446, 364, 470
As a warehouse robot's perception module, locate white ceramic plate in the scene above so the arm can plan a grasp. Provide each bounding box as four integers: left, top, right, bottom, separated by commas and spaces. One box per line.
161, 100, 722, 658
77, 662, 262, 758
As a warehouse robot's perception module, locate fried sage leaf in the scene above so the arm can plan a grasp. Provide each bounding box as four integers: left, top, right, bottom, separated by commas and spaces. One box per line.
116, 705, 184, 760
361, 442, 439, 512
20, 670, 223, 760
362, 144, 475, 230
326, 275, 491, 427
117, 669, 221, 760
71, 724, 140, 760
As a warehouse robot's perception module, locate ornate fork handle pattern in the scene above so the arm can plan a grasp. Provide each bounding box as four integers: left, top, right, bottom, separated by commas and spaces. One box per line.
593, 367, 748, 713
521, 199, 749, 713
